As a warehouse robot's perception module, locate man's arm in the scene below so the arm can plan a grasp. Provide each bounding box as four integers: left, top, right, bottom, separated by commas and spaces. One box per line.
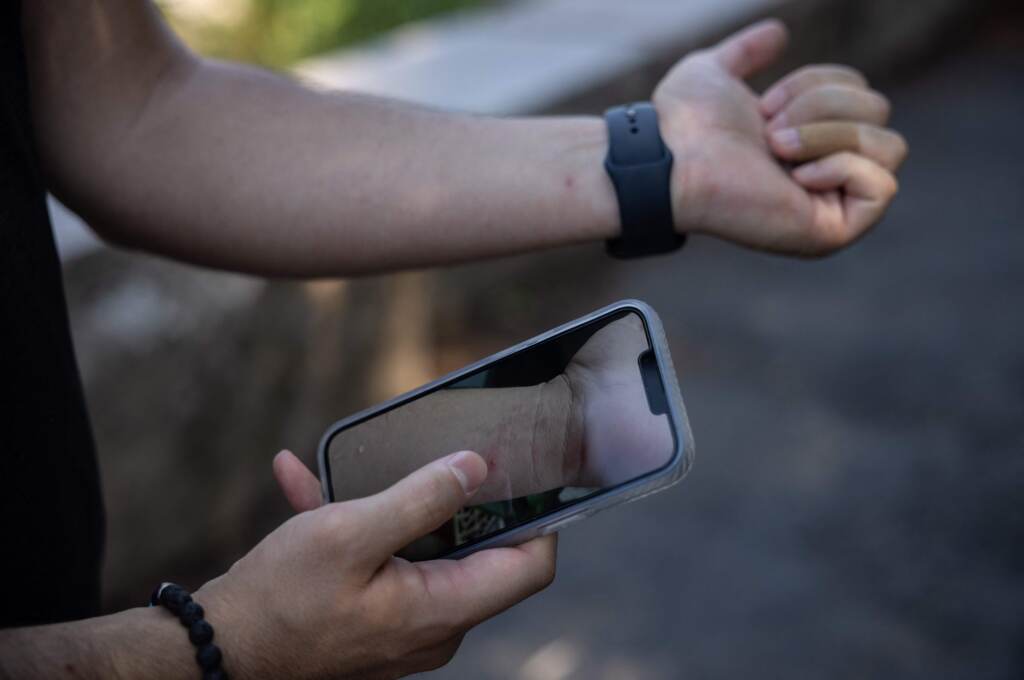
0, 607, 196, 679
22, 1, 618, 276
1, 453, 556, 679
23, 5, 905, 277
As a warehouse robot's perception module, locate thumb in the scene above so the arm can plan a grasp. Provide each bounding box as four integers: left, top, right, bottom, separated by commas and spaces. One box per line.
357, 450, 488, 563
709, 18, 788, 79
273, 449, 324, 513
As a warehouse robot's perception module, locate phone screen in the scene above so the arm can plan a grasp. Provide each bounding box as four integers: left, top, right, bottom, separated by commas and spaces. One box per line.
323, 309, 677, 560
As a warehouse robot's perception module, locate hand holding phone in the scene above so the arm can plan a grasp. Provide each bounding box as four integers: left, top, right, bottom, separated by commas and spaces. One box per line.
196, 449, 556, 679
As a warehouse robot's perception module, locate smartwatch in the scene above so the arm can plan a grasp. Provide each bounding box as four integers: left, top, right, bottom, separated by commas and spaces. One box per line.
603, 102, 684, 258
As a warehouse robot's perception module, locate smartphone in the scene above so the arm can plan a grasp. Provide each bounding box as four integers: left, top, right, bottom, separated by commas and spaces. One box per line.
318, 299, 694, 560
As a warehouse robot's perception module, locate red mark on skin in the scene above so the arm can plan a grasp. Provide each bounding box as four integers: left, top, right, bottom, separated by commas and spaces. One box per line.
482, 451, 502, 476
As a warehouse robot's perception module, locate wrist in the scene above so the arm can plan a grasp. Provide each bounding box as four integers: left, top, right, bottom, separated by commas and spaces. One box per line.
651, 95, 705, 236
551, 117, 621, 242
540, 375, 585, 488
193, 579, 258, 680
106, 607, 196, 680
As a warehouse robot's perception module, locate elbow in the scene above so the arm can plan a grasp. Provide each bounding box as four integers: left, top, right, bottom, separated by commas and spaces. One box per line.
32, 57, 201, 255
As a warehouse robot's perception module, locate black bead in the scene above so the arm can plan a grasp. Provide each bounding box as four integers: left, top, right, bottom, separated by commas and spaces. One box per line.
161, 585, 191, 613
180, 601, 205, 626
189, 619, 214, 646
202, 669, 228, 680
196, 643, 222, 670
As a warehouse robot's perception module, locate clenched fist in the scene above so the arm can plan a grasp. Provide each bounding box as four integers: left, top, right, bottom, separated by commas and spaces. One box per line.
655, 19, 907, 255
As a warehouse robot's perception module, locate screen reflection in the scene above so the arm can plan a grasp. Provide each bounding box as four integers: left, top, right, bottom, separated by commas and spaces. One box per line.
326, 311, 675, 560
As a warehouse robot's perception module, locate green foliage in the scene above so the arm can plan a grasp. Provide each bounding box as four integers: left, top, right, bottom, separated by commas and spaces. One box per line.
165, 0, 490, 69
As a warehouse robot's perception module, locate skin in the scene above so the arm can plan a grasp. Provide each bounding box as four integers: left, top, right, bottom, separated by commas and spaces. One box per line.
1, 2, 908, 677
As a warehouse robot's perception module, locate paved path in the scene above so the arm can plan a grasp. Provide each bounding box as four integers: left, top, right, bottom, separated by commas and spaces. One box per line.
427, 37, 1024, 680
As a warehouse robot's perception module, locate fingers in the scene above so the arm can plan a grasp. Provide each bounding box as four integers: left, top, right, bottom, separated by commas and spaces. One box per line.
792, 152, 899, 245
273, 450, 324, 513
709, 18, 789, 78
357, 450, 488, 564
766, 83, 890, 131
769, 121, 908, 170
761, 64, 867, 116
414, 534, 558, 629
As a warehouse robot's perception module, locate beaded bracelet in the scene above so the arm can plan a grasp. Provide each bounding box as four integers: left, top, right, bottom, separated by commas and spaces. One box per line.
150, 582, 228, 680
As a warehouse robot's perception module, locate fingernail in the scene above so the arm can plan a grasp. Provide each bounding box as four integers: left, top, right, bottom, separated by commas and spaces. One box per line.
761, 87, 788, 115
771, 127, 801, 153
446, 450, 486, 495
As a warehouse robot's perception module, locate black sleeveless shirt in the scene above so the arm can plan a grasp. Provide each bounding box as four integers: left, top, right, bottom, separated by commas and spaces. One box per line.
1, 3, 105, 626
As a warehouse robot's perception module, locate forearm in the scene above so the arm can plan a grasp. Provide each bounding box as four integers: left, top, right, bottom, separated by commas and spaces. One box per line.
106, 74, 617, 276
24, 3, 619, 277
0, 607, 194, 680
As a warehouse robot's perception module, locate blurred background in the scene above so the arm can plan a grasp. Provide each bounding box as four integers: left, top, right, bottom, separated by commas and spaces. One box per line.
56, 0, 1023, 677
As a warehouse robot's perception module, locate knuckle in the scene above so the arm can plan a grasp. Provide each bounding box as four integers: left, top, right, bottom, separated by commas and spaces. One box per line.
427, 638, 462, 671
416, 472, 459, 520
687, 47, 712, 61
828, 63, 868, 87
531, 556, 557, 591
794, 63, 863, 88
891, 131, 909, 166
883, 172, 899, 197
318, 504, 354, 538
855, 122, 873, 152
679, 49, 712, 72
413, 647, 457, 675
815, 82, 849, 97
809, 228, 849, 256
792, 63, 823, 79
316, 501, 375, 555
734, 39, 757, 71
873, 92, 892, 121
788, 64, 822, 89
832, 150, 859, 166
539, 561, 557, 589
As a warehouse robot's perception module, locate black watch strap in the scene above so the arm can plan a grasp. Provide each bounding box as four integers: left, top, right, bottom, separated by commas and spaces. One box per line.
603, 102, 684, 258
